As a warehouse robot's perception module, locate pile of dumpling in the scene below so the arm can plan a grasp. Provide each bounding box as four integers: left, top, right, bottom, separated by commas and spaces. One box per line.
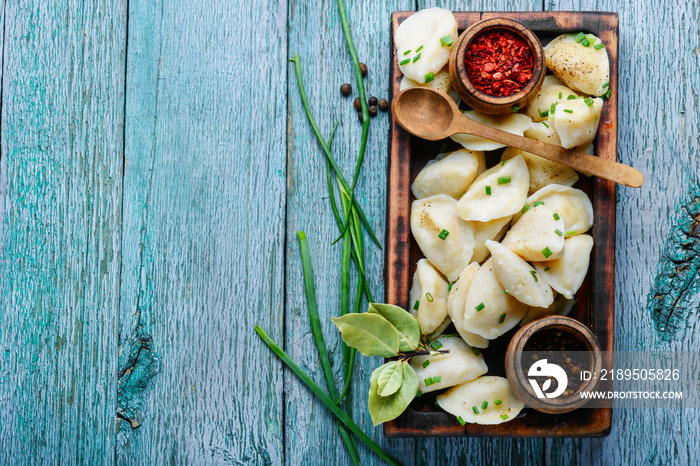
396, 8, 606, 425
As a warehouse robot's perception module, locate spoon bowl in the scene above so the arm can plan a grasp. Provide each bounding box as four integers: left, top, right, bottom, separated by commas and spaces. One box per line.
391, 87, 644, 188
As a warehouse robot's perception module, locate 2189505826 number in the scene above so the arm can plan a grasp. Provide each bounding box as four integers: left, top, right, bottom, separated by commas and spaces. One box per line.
596, 368, 680, 381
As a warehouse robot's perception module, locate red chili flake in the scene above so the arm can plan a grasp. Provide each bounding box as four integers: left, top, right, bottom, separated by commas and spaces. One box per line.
464, 29, 535, 97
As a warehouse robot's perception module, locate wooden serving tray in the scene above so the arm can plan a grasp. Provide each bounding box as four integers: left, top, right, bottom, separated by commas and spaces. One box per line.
385, 11, 617, 438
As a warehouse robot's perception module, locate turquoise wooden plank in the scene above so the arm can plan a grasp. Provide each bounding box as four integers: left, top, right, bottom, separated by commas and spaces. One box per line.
284, 0, 413, 464
0, 0, 126, 463
117, 0, 288, 463
542, 1, 700, 465
413, 2, 544, 465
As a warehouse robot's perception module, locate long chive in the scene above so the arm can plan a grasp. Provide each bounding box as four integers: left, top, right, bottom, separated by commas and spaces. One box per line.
336, 273, 363, 406
297, 232, 359, 464
254, 326, 400, 466
289, 55, 380, 248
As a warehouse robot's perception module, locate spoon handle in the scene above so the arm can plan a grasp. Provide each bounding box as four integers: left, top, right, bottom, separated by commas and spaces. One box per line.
451, 116, 644, 188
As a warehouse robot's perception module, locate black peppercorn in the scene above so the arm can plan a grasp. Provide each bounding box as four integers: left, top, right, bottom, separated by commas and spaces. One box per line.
378, 98, 389, 111
353, 97, 361, 111
340, 83, 352, 96
357, 112, 363, 122
368, 96, 378, 106
369, 105, 377, 117
360, 62, 368, 76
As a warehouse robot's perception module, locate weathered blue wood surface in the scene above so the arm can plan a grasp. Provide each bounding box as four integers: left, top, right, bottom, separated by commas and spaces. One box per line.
0, 0, 698, 464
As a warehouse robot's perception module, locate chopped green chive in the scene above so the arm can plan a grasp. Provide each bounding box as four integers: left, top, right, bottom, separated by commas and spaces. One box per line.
425, 72, 434, 83
594, 42, 605, 50
559, 92, 563, 99
542, 122, 549, 128
413, 53, 421, 63
472, 406, 480, 414
584, 97, 594, 107
555, 229, 563, 236
403, 49, 411, 55
448, 282, 454, 292
539, 109, 549, 118
530, 270, 538, 282
574, 32, 585, 43
521, 204, 530, 214
553, 213, 560, 220
551, 102, 557, 114
544, 267, 550, 272
494, 399, 502, 406
542, 247, 553, 258
416, 390, 422, 397
457, 416, 466, 425
533, 201, 544, 207
440, 35, 454, 47
564, 108, 574, 114
426, 292, 434, 302
498, 313, 506, 324
485, 186, 492, 196
414, 300, 420, 310
471, 347, 480, 356
475, 303, 485, 312
422, 360, 430, 368
503, 289, 509, 295
498, 176, 511, 185
501, 160, 507, 167
594, 115, 599, 122
605, 89, 612, 99
567, 94, 577, 100
581, 37, 590, 47
481, 401, 488, 409
500, 414, 509, 420
399, 58, 410, 66
512, 104, 521, 113
416, 45, 424, 52
438, 229, 450, 240
424, 377, 434, 386
430, 340, 443, 351
602, 81, 610, 89
433, 375, 441, 383
566, 230, 576, 236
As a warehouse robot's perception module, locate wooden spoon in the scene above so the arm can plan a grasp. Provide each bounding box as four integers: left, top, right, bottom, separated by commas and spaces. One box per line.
392, 87, 644, 188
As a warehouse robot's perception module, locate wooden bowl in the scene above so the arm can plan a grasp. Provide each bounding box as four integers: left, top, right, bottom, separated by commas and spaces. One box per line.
449, 18, 546, 114
505, 316, 603, 414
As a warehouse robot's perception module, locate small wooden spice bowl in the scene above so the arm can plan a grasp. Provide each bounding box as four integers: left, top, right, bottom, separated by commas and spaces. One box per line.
505, 316, 603, 414
449, 18, 546, 114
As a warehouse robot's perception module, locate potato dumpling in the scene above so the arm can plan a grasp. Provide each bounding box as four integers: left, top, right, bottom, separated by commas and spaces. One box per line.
550, 97, 603, 149
437, 376, 525, 425
534, 234, 594, 299
409, 259, 449, 335
411, 149, 485, 200
544, 33, 610, 97
470, 215, 512, 263
394, 8, 458, 84
446, 262, 489, 348
524, 75, 580, 122
410, 336, 488, 393
500, 146, 578, 196
515, 184, 594, 235
501, 205, 565, 262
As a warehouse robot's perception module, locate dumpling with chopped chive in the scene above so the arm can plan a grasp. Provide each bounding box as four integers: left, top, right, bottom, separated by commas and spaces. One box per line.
451, 110, 533, 151
394, 8, 458, 84
549, 97, 603, 149
411, 195, 475, 281
470, 215, 513, 263
462, 258, 529, 340
410, 336, 488, 394
521, 292, 576, 324
501, 205, 565, 262
500, 146, 578, 196
524, 75, 580, 122
446, 263, 489, 348
534, 234, 594, 299
544, 33, 610, 97
409, 259, 450, 335
400, 68, 460, 103
437, 376, 524, 425
486, 240, 554, 308
412, 148, 485, 200
455, 155, 529, 222
514, 184, 593, 235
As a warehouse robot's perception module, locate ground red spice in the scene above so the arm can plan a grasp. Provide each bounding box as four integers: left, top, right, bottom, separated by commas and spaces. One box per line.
464, 29, 534, 97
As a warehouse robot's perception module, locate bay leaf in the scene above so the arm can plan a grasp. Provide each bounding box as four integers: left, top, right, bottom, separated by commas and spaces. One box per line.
368, 361, 419, 426
331, 313, 400, 358
377, 361, 404, 397
367, 303, 421, 352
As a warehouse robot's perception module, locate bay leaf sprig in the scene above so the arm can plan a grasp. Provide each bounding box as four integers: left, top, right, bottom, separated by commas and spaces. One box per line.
331, 303, 450, 426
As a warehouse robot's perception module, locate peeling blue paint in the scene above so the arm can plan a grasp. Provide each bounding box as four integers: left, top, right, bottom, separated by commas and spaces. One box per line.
649, 182, 700, 341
